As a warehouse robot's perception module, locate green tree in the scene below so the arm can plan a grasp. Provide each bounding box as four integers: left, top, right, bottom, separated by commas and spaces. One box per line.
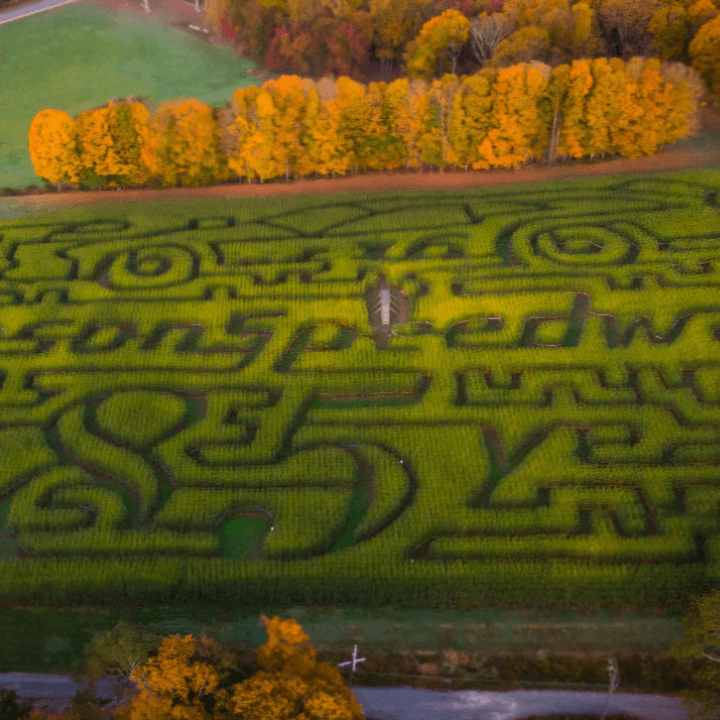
0, 689, 35, 720
84, 620, 164, 683
670, 589, 720, 720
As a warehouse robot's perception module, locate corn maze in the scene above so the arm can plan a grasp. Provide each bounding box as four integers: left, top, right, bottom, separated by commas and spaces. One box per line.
1, 170, 720, 610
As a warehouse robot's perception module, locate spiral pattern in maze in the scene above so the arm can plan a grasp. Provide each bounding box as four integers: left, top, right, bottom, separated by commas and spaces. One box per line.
0, 175, 719, 592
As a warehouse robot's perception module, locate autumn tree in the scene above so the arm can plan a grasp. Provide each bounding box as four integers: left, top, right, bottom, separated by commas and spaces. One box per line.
403, 8, 472, 79
687, 0, 720, 31
369, 78, 413, 170
670, 589, 720, 720
301, 76, 353, 178
688, 14, 720, 98
256, 74, 320, 180
447, 67, 497, 169
467, 10, 514, 66
476, 61, 550, 168
323, 12, 374, 80
595, 0, 665, 59
116, 634, 241, 720
487, 25, 553, 67
69, 98, 163, 190
648, 3, 691, 61
495, 0, 606, 66
414, 73, 462, 170
217, 83, 263, 183
385, 76, 430, 169
229, 615, 365, 720
367, 0, 436, 74
27, 109, 85, 185
147, 98, 232, 188
583, 56, 626, 159
660, 60, 709, 135
555, 58, 593, 160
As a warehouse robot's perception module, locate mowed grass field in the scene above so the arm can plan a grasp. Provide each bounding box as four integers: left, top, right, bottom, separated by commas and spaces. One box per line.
0, 0, 282, 190
0, 169, 719, 681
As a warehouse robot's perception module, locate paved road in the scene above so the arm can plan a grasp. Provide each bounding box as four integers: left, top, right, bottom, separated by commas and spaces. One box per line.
0, 672, 696, 719
0, 0, 81, 26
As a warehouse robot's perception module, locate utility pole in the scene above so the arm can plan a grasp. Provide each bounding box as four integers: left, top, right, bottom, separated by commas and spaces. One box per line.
599, 657, 619, 720
338, 645, 366, 686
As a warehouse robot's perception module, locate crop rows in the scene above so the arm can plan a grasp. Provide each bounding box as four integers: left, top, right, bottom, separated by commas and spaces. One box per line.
0, 172, 719, 609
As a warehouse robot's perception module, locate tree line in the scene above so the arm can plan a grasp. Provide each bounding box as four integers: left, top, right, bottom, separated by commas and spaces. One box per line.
198, 0, 720, 103
28, 56, 700, 190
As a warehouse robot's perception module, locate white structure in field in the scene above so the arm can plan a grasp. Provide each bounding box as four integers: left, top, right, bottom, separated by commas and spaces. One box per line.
375, 288, 399, 326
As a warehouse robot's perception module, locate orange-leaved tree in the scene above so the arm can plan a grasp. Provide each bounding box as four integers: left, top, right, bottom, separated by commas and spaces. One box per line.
27, 109, 85, 185
229, 614, 365, 720
476, 61, 550, 169
115, 634, 240, 720
147, 98, 232, 188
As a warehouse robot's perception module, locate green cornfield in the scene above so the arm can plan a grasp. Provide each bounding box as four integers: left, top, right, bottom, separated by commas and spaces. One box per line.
1, 168, 719, 612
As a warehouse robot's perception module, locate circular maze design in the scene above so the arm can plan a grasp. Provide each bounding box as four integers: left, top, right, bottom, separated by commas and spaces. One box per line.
0, 174, 719, 605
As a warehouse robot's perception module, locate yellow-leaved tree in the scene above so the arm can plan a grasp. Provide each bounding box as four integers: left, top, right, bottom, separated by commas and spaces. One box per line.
329, 75, 375, 174
648, 3, 690, 61
447, 68, 496, 170
415, 73, 462, 171
230, 614, 365, 720
218, 84, 263, 183
27, 108, 85, 185
115, 634, 239, 720
360, 81, 400, 172
608, 56, 687, 158
239, 88, 284, 183
403, 9, 471, 80
371, 78, 413, 171
487, 25, 552, 68
583, 56, 626, 159
556, 58, 594, 160
71, 98, 161, 190
302, 76, 353, 178
688, 14, 720, 98
388, 76, 431, 171
148, 98, 231, 188
260, 74, 319, 181
632, 56, 691, 155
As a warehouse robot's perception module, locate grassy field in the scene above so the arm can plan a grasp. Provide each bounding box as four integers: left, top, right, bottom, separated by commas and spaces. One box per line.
0, 0, 281, 190
0, 169, 719, 689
